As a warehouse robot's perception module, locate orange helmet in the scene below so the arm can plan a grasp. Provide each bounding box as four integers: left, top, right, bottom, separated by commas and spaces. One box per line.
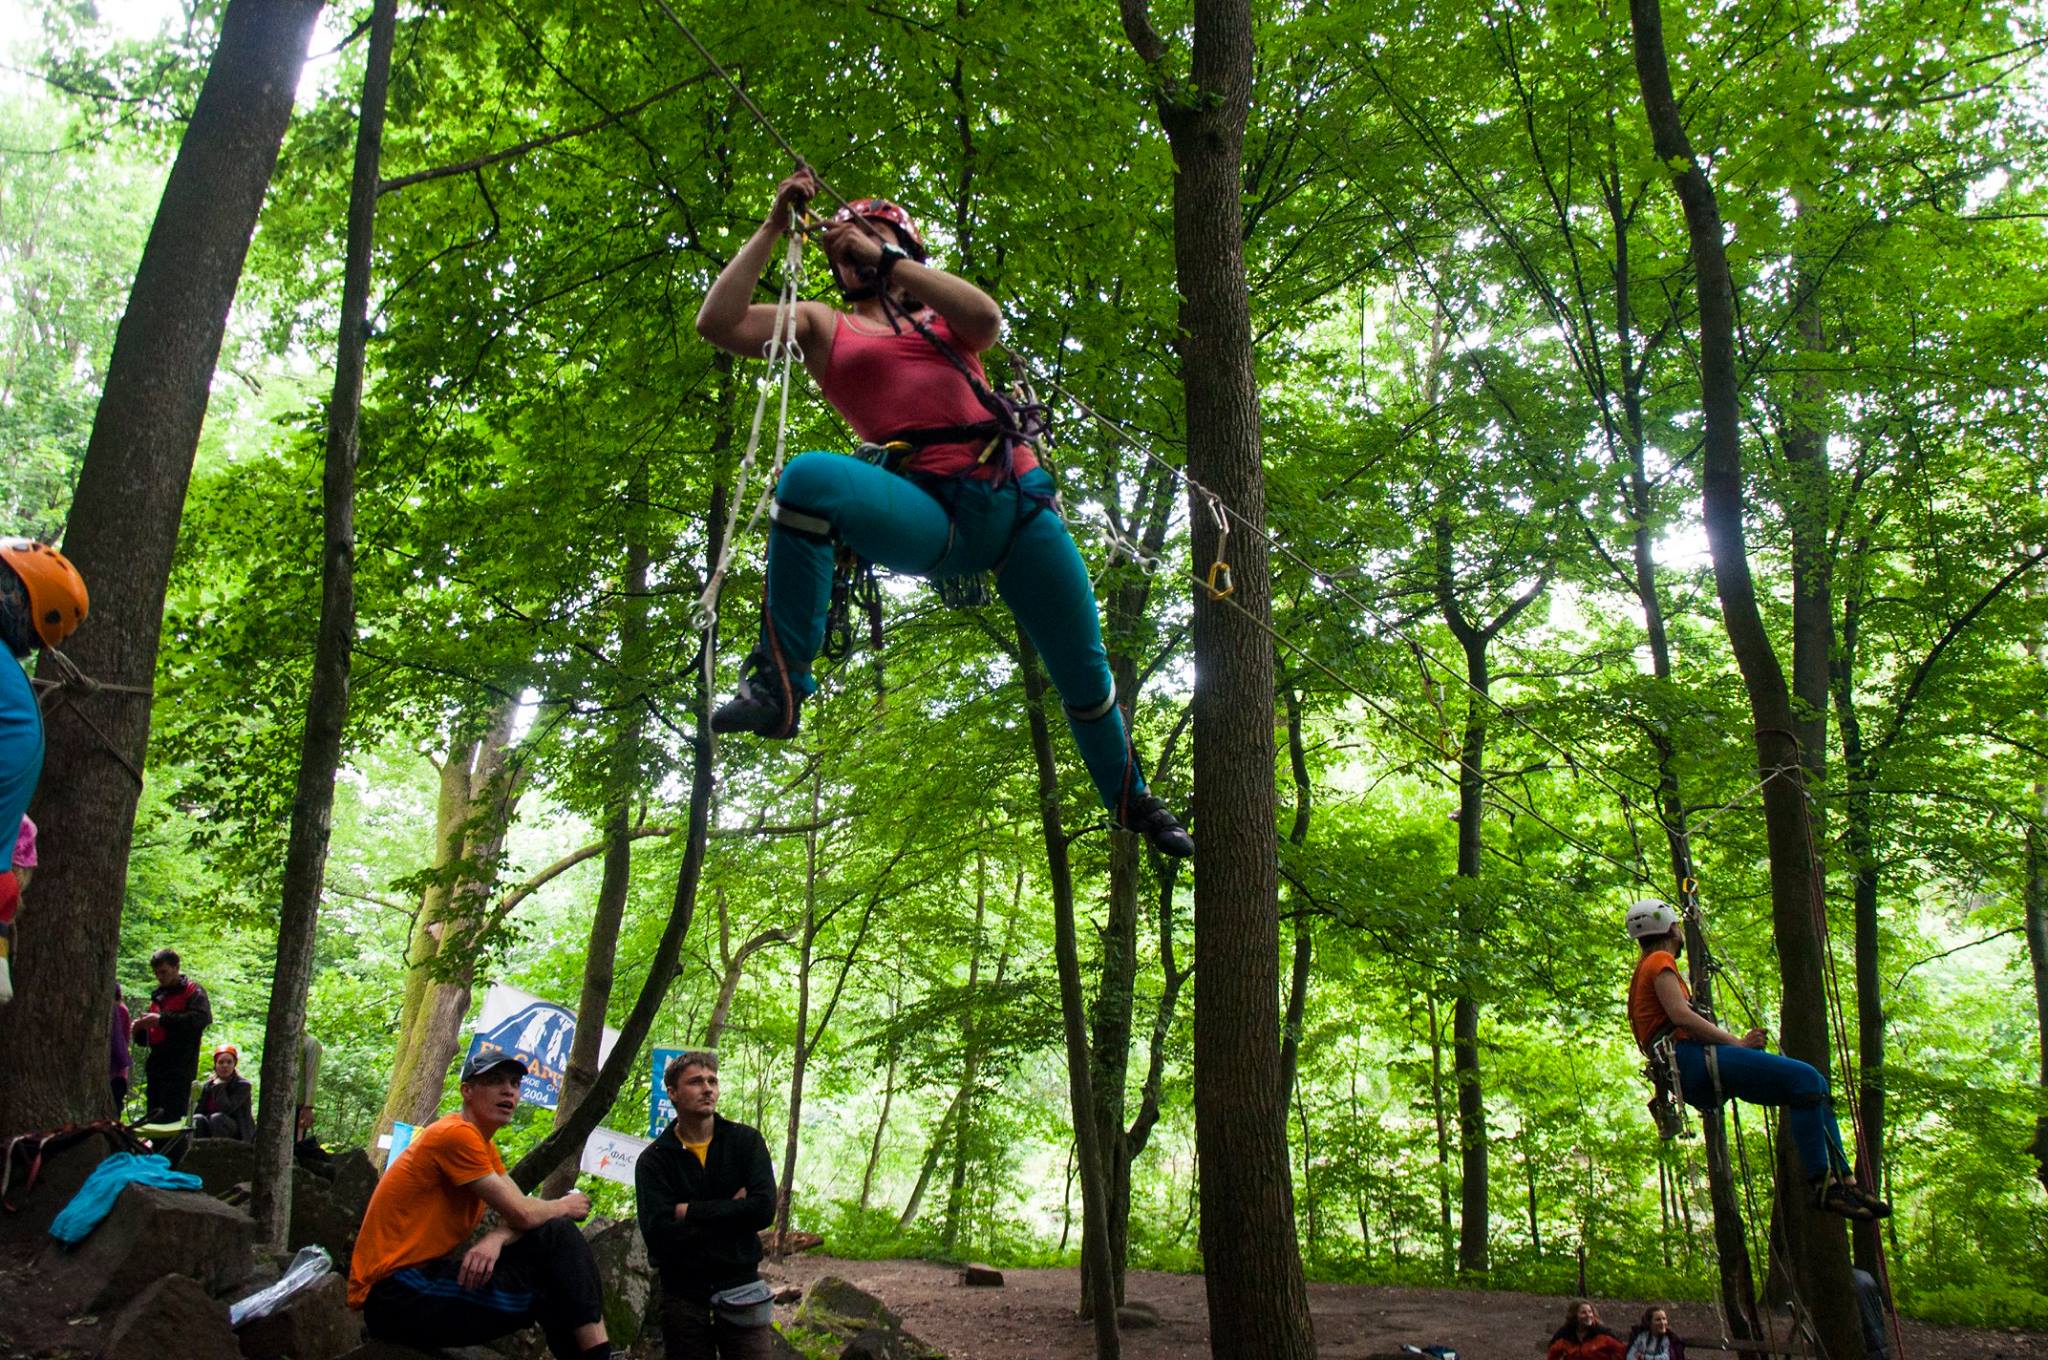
0, 538, 88, 648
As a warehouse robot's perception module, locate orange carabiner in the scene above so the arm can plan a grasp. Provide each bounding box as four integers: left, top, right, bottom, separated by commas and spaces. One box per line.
1205, 560, 1235, 601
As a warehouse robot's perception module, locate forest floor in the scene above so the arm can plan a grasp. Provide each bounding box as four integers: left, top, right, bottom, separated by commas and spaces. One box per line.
765, 1254, 2048, 1360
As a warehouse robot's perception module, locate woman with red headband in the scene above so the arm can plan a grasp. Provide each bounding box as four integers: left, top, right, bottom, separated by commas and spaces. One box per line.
696, 168, 1192, 858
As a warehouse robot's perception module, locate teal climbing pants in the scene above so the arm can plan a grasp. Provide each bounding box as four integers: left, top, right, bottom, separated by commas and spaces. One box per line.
759, 451, 1143, 813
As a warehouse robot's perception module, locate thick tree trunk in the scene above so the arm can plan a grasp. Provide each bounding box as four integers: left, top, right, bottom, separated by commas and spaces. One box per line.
372, 704, 524, 1159
249, 0, 393, 1253
1627, 6, 1864, 1352
0, 0, 324, 1136
1119, 0, 1314, 1348
1020, 635, 1120, 1358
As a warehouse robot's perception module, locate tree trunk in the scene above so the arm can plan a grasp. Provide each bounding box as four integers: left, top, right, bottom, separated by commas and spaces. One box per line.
371, 702, 524, 1158
2029, 780, 2048, 1195
1277, 683, 1313, 1105
1020, 634, 1120, 1359
541, 525, 649, 1199
508, 483, 729, 1190
859, 981, 903, 1212
943, 851, 995, 1256
1118, 0, 1314, 1348
1427, 993, 1454, 1274
1618, 202, 1762, 1333
248, 0, 393, 1253
774, 773, 824, 1247
1627, 6, 1864, 1352
0, 0, 325, 1136
897, 1089, 963, 1230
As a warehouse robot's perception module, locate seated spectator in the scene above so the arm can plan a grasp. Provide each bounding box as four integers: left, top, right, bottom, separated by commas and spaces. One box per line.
295, 1033, 336, 1178
1549, 1301, 1627, 1360
193, 1045, 255, 1140
348, 1051, 617, 1360
1625, 1306, 1689, 1360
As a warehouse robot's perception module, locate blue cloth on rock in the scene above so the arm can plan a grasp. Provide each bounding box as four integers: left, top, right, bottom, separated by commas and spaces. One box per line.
47, 1152, 201, 1244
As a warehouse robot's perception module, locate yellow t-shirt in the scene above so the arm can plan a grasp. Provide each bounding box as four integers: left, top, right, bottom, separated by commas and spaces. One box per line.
681, 1135, 710, 1166
348, 1115, 506, 1308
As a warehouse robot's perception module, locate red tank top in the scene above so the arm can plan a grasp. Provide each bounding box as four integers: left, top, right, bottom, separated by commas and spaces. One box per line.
816, 311, 1039, 480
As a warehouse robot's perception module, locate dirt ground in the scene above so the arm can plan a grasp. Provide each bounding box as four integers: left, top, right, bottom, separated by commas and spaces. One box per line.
764, 1254, 2048, 1360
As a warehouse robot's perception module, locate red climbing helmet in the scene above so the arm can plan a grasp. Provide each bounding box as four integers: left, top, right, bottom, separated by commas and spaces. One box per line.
0, 537, 89, 649
831, 198, 928, 260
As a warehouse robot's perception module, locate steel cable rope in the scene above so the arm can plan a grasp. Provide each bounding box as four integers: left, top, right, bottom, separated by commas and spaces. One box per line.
646, 0, 1691, 863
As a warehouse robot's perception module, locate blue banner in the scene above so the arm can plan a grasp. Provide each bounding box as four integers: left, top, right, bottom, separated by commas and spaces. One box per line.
648, 1047, 686, 1138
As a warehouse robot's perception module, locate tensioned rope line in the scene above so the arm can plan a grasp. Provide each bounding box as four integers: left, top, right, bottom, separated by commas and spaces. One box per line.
1001, 347, 1669, 837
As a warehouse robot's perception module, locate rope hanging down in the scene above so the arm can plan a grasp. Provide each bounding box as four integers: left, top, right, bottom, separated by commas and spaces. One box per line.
31, 647, 148, 788
692, 211, 809, 635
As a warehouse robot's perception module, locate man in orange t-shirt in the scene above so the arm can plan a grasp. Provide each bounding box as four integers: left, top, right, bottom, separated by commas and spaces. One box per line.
350, 1051, 616, 1360
1623, 899, 1888, 1222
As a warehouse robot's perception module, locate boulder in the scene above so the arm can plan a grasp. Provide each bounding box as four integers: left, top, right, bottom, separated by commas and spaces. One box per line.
101, 1274, 240, 1360
1116, 1302, 1161, 1329
236, 1272, 361, 1360
290, 1167, 363, 1276
583, 1219, 655, 1349
181, 1138, 259, 1198
328, 1149, 378, 1217
837, 1327, 942, 1360
41, 1184, 256, 1312
336, 1345, 500, 1360
795, 1276, 900, 1340
958, 1264, 1003, 1288
772, 1284, 804, 1305
0, 1131, 111, 1245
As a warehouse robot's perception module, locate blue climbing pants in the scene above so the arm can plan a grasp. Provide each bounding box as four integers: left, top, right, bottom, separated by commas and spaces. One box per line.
1674, 1040, 1850, 1180
759, 452, 1142, 813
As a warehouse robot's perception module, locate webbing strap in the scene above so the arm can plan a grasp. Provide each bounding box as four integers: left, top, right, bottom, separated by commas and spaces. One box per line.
768, 499, 833, 540
1066, 683, 1118, 723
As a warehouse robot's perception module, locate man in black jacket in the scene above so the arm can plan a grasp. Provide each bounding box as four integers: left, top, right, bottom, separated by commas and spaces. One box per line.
634, 1051, 777, 1359
132, 948, 212, 1122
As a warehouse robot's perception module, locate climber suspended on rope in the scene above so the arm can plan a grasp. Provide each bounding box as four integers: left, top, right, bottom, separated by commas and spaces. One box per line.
1623, 899, 1889, 1221
694, 167, 1193, 858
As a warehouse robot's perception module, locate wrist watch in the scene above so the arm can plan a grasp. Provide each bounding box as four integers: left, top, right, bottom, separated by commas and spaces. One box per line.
873, 242, 910, 278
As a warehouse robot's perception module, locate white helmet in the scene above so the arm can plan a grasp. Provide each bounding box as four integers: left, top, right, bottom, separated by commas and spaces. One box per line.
1624, 898, 1682, 940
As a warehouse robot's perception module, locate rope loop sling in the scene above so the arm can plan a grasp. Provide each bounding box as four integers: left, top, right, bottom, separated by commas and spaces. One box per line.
691, 210, 810, 639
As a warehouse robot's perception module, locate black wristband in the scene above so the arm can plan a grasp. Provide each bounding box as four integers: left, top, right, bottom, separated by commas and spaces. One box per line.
873, 243, 910, 279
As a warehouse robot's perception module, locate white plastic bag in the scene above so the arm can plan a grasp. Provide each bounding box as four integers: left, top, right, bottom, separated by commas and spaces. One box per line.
229, 1244, 333, 1328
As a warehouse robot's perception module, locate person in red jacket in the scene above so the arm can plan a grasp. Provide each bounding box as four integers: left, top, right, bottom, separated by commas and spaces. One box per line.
132, 948, 212, 1122
1547, 1301, 1626, 1360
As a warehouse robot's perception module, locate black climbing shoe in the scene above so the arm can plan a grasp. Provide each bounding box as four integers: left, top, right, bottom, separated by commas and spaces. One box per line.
711, 650, 802, 739
1121, 791, 1195, 858
1815, 1177, 1890, 1222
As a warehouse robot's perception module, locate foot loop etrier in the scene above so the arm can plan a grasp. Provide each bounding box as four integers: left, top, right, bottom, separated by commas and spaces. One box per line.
1119, 790, 1194, 859
711, 646, 802, 739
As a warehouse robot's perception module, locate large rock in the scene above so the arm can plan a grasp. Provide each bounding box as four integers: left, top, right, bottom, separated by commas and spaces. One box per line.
181, 1138, 259, 1198
41, 1184, 256, 1312
290, 1167, 363, 1276
236, 1272, 361, 1360
838, 1327, 942, 1360
958, 1264, 1002, 1288
328, 1150, 378, 1221
101, 1274, 240, 1360
795, 1277, 900, 1340
0, 1132, 110, 1245
583, 1220, 655, 1349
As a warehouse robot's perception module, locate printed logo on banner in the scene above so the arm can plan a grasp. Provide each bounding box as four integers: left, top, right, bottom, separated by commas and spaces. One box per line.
465, 984, 623, 1112
468, 999, 578, 1108
580, 1127, 651, 1187
648, 1047, 685, 1138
